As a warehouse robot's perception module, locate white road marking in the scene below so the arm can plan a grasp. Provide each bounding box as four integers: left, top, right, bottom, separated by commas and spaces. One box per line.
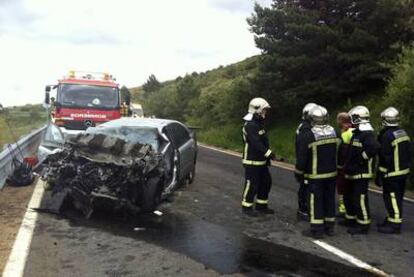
2, 180, 45, 277
313, 240, 389, 277
199, 144, 414, 203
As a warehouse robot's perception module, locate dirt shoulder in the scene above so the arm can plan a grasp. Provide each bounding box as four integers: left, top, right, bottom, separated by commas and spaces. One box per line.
0, 180, 36, 272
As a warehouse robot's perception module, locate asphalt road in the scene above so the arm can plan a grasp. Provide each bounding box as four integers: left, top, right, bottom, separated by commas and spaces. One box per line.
22, 146, 414, 276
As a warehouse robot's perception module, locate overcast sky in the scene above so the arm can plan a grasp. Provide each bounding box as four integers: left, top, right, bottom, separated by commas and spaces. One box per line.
0, 0, 271, 106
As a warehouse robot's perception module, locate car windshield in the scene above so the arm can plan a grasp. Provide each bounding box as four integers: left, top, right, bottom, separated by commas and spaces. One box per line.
58, 84, 119, 109
87, 126, 159, 151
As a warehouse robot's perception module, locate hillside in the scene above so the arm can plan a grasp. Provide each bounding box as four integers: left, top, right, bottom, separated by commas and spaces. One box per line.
131, 55, 388, 162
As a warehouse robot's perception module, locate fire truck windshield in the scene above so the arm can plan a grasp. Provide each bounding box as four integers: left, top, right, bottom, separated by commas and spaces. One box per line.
58, 84, 119, 109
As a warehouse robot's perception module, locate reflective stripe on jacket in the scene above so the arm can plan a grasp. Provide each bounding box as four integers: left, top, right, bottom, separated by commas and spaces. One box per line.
344, 128, 379, 180
242, 115, 272, 166
295, 125, 339, 179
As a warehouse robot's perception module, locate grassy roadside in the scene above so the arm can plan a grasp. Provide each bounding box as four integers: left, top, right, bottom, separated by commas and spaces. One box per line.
198, 121, 297, 163
0, 105, 46, 149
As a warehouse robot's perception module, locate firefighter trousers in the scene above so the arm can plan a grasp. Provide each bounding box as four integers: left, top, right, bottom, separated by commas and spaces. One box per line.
242, 165, 272, 210
343, 179, 371, 226
383, 176, 407, 225
308, 179, 336, 231
298, 180, 308, 213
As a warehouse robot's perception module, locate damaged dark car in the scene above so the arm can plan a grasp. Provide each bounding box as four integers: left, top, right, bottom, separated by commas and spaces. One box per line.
42, 118, 197, 217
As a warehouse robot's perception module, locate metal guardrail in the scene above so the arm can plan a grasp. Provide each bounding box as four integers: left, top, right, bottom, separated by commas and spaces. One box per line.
0, 126, 47, 189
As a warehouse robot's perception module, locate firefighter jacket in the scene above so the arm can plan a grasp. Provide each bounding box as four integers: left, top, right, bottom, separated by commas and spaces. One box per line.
242, 114, 273, 166
344, 125, 379, 180
295, 125, 339, 180
295, 120, 312, 151
378, 127, 411, 178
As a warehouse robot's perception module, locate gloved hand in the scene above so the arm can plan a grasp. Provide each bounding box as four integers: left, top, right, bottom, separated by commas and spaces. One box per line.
294, 172, 304, 183
375, 171, 384, 187
269, 152, 277, 161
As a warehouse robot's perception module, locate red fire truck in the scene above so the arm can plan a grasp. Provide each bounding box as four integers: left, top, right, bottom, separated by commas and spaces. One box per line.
44, 71, 130, 131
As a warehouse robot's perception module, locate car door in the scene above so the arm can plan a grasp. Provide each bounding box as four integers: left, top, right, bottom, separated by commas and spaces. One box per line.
167, 123, 195, 180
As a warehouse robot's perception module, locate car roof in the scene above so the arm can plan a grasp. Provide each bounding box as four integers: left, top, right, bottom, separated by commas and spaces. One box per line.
99, 118, 182, 129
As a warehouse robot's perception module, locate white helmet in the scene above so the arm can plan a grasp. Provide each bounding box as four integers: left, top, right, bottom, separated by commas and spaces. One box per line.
247, 97, 271, 115
349, 105, 370, 125
302, 103, 317, 120
381, 107, 400, 127
309, 105, 329, 126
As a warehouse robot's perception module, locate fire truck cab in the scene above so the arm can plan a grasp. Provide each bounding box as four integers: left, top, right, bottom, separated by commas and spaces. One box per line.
44, 71, 130, 134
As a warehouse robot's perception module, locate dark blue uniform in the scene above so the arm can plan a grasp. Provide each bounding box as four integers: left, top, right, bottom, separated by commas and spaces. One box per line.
378, 127, 411, 227
344, 126, 379, 230
295, 120, 312, 214
295, 125, 339, 233
241, 114, 274, 210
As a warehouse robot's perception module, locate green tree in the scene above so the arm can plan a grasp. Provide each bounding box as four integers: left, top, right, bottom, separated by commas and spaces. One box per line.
142, 74, 161, 94
248, 0, 414, 120
176, 75, 200, 117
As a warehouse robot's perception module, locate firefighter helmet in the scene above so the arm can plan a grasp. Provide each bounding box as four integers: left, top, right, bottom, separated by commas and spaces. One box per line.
349, 105, 370, 125
247, 97, 271, 114
302, 103, 317, 120
243, 97, 271, 120
381, 107, 400, 127
309, 105, 329, 126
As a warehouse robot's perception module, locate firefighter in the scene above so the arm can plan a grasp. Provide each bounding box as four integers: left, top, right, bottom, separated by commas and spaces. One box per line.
295, 105, 339, 238
241, 97, 276, 217
336, 113, 354, 216
376, 107, 411, 234
121, 102, 129, 117
295, 102, 317, 220
343, 106, 380, 235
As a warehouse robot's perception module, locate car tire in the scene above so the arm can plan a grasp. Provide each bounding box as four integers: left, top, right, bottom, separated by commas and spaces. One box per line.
141, 176, 162, 213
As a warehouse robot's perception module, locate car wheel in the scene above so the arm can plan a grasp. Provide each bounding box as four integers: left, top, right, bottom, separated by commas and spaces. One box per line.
141, 176, 162, 212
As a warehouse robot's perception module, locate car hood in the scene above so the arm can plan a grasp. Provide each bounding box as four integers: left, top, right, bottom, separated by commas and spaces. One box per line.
67, 132, 159, 167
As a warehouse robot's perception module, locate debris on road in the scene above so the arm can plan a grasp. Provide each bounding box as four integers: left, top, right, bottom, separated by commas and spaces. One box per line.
153, 210, 163, 216
133, 227, 146, 231
41, 132, 164, 218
